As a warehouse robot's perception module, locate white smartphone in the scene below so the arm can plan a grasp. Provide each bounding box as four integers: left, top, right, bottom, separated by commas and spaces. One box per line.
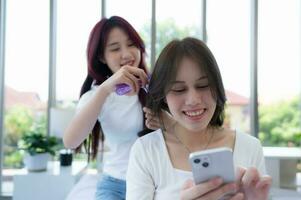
189, 147, 235, 185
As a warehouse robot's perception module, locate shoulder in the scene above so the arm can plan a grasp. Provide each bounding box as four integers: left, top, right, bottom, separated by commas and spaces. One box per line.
236, 131, 262, 147
131, 129, 163, 156
129, 129, 164, 174
77, 86, 116, 110
79, 87, 96, 101
134, 129, 163, 149
234, 131, 266, 174
234, 130, 263, 157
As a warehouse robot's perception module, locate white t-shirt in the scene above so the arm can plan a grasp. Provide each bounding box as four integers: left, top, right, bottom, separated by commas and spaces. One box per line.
77, 86, 143, 180
126, 129, 266, 200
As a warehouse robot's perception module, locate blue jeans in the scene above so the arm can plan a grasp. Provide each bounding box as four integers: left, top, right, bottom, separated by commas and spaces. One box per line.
95, 174, 126, 200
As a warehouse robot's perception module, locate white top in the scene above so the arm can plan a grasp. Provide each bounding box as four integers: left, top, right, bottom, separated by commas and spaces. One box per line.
126, 129, 266, 200
77, 86, 143, 180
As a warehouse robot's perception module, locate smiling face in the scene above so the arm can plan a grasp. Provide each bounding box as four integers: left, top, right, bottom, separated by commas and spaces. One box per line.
103, 27, 141, 73
166, 57, 217, 132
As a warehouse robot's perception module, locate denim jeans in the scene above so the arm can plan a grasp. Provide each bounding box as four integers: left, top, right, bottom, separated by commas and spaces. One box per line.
95, 174, 126, 200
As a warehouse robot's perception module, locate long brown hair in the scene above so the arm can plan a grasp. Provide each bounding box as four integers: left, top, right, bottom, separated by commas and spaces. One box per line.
77, 16, 149, 161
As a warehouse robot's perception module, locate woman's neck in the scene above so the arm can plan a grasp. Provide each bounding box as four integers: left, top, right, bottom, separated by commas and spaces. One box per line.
172, 124, 216, 152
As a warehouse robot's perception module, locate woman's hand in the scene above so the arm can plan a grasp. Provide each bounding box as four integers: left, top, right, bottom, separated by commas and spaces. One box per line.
143, 107, 161, 130
143, 107, 176, 130
236, 167, 272, 200
102, 65, 148, 95
180, 178, 244, 200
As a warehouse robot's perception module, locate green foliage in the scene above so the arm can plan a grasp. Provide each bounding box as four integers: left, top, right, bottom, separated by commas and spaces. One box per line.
4, 106, 34, 146
4, 106, 35, 168
19, 133, 59, 156
259, 97, 301, 147
140, 19, 201, 62
4, 106, 56, 167
4, 151, 23, 168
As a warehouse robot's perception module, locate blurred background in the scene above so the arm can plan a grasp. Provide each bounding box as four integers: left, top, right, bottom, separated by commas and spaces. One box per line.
0, 0, 300, 199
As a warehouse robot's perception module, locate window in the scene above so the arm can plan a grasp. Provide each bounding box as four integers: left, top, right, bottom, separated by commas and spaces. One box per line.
3, 0, 49, 194
156, 0, 203, 60
56, 0, 101, 106
258, 0, 301, 147
207, 0, 251, 133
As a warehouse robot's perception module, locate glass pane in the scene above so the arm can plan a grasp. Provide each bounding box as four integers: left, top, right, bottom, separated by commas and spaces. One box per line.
106, 0, 152, 66
4, 0, 49, 195
56, 0, 101, 106
258, 0, 301, 147
207, 0, 251, 133
156, 0, 203, 59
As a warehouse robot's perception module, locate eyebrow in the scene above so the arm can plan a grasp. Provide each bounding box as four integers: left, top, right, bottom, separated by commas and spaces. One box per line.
107, 39, 133, 47
107, 42, 119, 47
172, 76, 208, 84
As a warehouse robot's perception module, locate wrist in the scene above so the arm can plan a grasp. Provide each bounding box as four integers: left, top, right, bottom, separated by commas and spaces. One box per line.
98, 83, 112, 97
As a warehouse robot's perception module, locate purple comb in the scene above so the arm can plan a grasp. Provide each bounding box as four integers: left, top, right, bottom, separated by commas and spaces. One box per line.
116, 83, 132, 95
115, 79, 149, 95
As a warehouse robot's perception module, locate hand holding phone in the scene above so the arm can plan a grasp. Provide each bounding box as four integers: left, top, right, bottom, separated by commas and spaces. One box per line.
189, 147, 235, 185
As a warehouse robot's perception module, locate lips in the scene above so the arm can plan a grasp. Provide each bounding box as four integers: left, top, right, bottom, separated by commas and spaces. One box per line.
121, 60, 135, 66
183, 109, 206, 121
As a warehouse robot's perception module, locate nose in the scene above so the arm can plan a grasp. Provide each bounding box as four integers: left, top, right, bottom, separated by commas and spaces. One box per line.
185, 89, 201, 106
121, 47, 131, 60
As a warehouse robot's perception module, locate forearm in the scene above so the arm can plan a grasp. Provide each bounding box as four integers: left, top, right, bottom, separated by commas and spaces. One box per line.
63, 85, 110, 149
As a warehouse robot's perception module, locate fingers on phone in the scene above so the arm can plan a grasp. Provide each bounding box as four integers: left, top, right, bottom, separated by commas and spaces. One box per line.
255, 175, 272, 189
230, 193, 244, 200
241, 167, 260, 187
199, 181, 238, 200
181, 177, 240, 200
181, 179, 195, 190
235, 166, 246, 183
180, 180, 197, 200
190, 177, 223, 197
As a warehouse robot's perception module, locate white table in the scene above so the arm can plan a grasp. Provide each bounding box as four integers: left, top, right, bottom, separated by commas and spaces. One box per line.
263, 147, 301, 189
270, 188, 301, 199
13, 161, 87, 200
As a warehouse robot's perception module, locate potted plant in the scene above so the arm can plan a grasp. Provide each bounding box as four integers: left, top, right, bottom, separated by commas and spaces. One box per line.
19, 133, 59, 172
